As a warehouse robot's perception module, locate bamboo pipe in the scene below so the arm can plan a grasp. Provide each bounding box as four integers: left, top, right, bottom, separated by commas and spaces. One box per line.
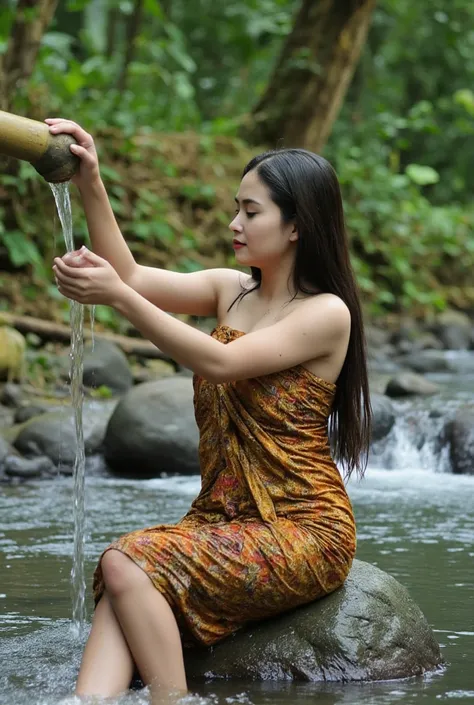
0, 110, 79, 183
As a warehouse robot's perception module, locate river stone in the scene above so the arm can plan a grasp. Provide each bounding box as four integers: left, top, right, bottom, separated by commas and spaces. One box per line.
12, 403, 116, 468
0, 434, 14, 465
396, 332, 444, 355
3, 454, 54, 479
445, 406, 474, 475
370, 393, 396, 442
385, 371, 439, 398
436, 325, 472, 351
0, 403, 14, 427
82, 339, 133, 393
397, 350, 451, 374
432, 310, 473, 350
14, 404, 48, 424
365, 325, 391, 350
185, 560, 442, 682
103, 377, 199, 478
0, 382, 23, 408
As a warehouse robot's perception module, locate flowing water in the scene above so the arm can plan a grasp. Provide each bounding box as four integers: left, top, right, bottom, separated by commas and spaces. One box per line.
49, 183, 87, 630
0, 388, 473, 705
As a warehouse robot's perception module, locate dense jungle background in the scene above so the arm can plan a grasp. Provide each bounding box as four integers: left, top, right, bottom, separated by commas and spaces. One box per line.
1, 0, 474, 336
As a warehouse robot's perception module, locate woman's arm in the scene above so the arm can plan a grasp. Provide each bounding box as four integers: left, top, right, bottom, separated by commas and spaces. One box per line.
46, 118, 137, 281
78, 179, 137, 281
113, 284, 350, 383
53, 250, 349, 383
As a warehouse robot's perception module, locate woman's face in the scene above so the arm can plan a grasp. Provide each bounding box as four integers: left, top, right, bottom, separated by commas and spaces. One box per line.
229, 169, 297, 268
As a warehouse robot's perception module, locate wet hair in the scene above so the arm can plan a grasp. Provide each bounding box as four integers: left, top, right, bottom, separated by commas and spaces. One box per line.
228, 148, 371, 479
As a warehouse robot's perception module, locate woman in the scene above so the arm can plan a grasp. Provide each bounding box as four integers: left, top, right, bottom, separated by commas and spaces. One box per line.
48, 118, 371, 700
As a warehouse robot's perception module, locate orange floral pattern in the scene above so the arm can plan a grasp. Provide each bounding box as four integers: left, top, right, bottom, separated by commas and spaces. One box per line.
93, 325, 356, 646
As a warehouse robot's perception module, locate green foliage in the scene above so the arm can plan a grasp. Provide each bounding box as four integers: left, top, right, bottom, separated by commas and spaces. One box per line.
1, 0, 474, 317
332, 140, 474, 312
91, 305, 123, 331
331, 0, 474, 204
90, 384, 113, 398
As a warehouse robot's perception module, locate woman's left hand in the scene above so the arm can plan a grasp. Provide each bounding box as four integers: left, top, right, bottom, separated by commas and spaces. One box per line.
53, 247, 127, 307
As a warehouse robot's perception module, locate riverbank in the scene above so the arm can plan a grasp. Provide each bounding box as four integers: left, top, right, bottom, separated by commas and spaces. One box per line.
1, 305, 474, 482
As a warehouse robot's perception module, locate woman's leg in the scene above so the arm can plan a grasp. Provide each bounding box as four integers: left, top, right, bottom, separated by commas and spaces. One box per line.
100, 549, 187, 694
75, 591, 135, 696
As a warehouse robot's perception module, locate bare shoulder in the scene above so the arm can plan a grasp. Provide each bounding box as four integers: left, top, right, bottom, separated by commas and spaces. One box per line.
301, 293, 351, 332
212, 268, 254, 314
208, 292, 351, 383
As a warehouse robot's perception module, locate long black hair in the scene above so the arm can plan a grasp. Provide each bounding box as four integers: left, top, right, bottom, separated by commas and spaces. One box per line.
229, 148, 371, 479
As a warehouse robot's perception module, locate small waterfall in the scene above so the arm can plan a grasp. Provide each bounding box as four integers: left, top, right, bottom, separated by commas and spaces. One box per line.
50, 182, 87, 631
369, 397, 462, 473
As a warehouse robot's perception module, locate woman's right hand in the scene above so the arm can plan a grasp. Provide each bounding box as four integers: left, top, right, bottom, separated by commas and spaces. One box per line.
45, 118, 100, 190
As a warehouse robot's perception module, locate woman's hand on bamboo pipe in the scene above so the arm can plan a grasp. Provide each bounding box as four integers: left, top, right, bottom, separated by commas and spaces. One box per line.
53, 247, 127, 306
45, 118, 100, 190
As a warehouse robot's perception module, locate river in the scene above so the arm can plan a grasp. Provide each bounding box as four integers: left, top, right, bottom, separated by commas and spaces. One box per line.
1, 394, 473, 704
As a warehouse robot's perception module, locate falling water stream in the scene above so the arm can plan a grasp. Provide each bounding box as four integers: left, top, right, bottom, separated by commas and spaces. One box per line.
49, 182, 89, 631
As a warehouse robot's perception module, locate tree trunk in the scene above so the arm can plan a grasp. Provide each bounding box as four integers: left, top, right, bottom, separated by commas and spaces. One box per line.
116, 0, 145, 93
106, 6, 120, 59
246, 0, 377, 154
0, 0, 59, 112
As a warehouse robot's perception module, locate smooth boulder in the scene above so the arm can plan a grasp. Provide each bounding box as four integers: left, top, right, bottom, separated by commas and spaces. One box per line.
0, 434, 14, 465
397, 350, 450, 374
445, 405, 474, 474
13, 403, 116, 467
432, 309, 473, 350
385, 371, 439, 397
82, 339, 133, 393
185, 560, 442, 682
104, 376, 199, 478
370, 393, 396, 442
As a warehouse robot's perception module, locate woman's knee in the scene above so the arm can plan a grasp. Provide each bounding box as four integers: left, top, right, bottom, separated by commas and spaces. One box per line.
100, 549, 148, 598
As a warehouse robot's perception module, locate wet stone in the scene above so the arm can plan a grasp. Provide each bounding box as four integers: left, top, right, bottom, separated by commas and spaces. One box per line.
1, 382, 23, 408
370, 393, 396, 442
385, 371, 439, 397
3, 454, 54, 478
13, 404, 48, 424
185, 560, 443, 682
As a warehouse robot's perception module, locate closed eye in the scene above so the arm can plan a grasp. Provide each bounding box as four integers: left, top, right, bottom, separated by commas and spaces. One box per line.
234, 208, 257, 218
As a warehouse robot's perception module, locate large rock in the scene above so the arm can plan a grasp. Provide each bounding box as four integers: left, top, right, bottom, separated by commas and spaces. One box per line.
0, 434, 14, 465
12, 403, 116, 468
385, 371, 439, 398
0, 382, 23, 408
370, 393, 396, 442
104, 376, 199, 478
432, 309, 473, 350
0, 403, 14, 427
82, 339, 133, 393
365, 325, 391, 350
397, 350, 451, 374
3, 454, 55, 479
396, 332, 444, 355
185, 560, 442, 682
445, 406, 474, 474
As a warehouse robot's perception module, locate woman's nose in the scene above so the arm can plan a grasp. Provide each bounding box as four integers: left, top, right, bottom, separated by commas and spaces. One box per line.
229, 216, 243, 232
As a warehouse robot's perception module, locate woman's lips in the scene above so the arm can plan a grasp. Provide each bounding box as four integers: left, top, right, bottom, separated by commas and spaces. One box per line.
232, 240, 245, 249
